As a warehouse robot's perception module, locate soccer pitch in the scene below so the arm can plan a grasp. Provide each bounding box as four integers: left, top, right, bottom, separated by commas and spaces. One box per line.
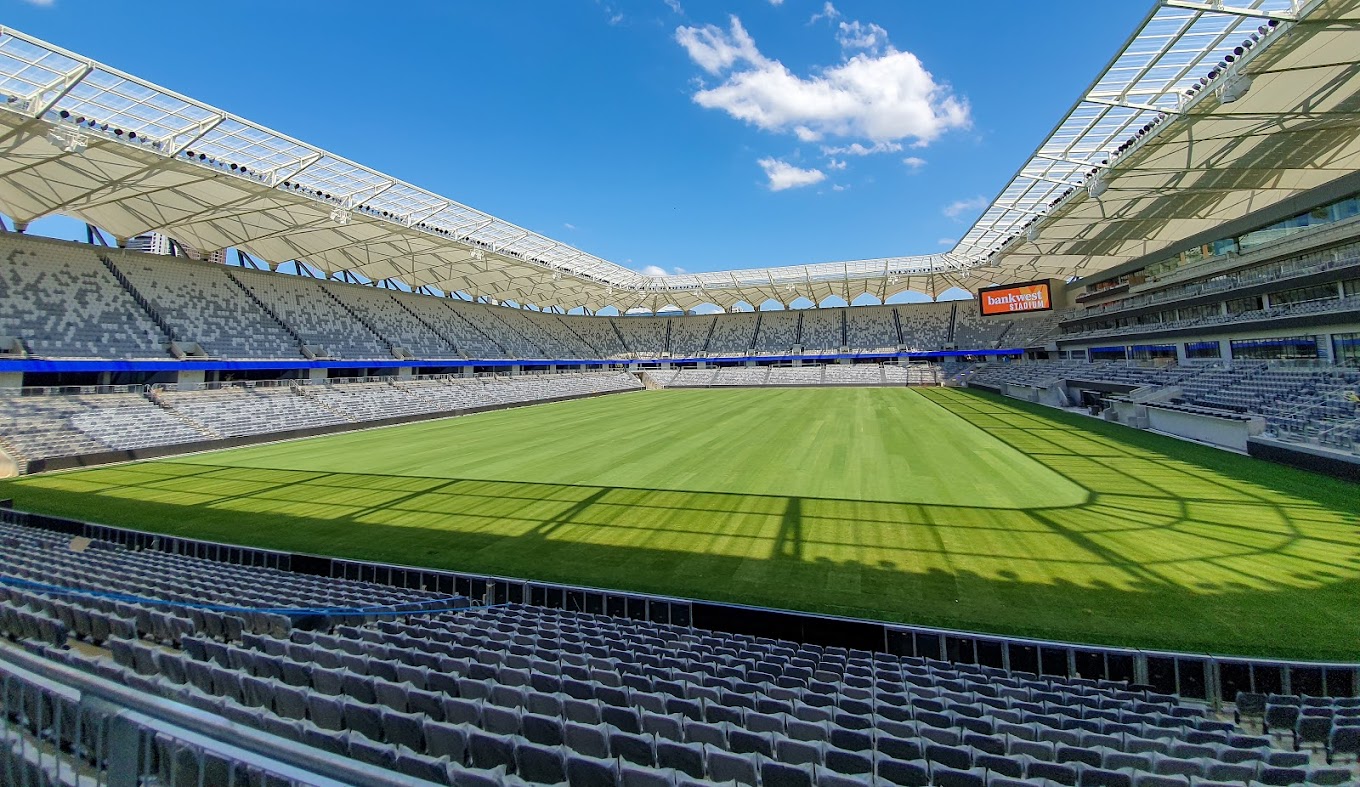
3, 387, 1357, 660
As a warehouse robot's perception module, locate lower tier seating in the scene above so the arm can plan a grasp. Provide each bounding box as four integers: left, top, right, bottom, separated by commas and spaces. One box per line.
0, 371, 643, 468
0, 519, 1353, 786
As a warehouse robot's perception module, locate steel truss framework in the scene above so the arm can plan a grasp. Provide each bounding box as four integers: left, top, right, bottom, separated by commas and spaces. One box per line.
0, 0, 1357, 312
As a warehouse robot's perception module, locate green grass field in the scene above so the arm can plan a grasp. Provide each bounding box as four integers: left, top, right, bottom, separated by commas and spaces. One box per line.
3, 387, 1358, 660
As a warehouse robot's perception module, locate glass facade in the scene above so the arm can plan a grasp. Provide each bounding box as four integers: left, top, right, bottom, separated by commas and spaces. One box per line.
1086, 192, 1360, 291
1129, 344, 1176, 361
1333, 332, 1360, 367
1271, 283, 1338, 306
1089, 346, 1128, 361
1184, 341, 1222, 360
1229, 335, 1319, 360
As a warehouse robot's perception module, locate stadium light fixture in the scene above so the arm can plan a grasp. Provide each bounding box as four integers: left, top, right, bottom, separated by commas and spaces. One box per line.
1218, 73, 1253, 103
46, 127, 86, 154
1087, 175, 1108, 200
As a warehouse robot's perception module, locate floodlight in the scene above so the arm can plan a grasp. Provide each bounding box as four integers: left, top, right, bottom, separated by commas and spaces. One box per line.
1219, 74, 1253, 104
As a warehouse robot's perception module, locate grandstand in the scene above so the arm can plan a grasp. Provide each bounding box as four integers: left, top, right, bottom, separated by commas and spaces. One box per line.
2, 1, 1360, 785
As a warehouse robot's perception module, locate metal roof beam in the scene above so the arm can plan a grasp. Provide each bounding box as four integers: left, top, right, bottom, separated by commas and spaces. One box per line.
1161, 0, 1298, 22
1083, 96, 1179, 114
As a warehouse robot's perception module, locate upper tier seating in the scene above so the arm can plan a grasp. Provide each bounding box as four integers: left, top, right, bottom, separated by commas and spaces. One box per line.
753, 311, 800, 355
112, 251, 301, 359
800, 310, 844, 353
707, 314, 759, 356
952, 306, 1012, 350
614, 317, 668, 357
846, 306, 899, 353
231, 268, 392, 359
323, 283, 463, 359
896, 303, 953, 352
668, 316, 716, 357
2, 518, 1352, 787
0, 237, 169, 358
559, 315, 628, 358
413, 296, 510, 359
2, 235, 1072, 363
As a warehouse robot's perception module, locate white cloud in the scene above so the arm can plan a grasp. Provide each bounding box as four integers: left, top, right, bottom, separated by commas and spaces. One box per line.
563, 222, 576, 230
20, 0, 55, 5
608, 12, 624, 25
664, 0, 683, 13
808, 2, 839, 25
768, 0, 784, 5
675, 16, 760, 75
902, 156, 926, 169
836, 21, 889, 54
758, 158, 826, 191
937, 237, 955, 246
827, 158, 847, 170
831, 184, 848, 192
641, 265, 668, 276
676, 16, 969, 146
943, 195, 989, 220
822, 141, 902, 157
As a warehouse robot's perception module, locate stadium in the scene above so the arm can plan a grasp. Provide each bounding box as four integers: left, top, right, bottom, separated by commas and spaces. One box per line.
1, 1, 1360, 785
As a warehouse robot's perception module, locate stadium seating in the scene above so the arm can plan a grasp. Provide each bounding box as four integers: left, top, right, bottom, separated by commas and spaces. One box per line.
653, 363, 940, 389
111, 251, 303, 359
706, 313, 760, 356
0, 389, 209, 462
614, 316, 669, 357
952, 307, 1011, 351
752, 310, 800, 355
896, 302, 954, 352
0, 236, 170, 358
1, 235, 1074, 364
2, 518, 1354, 787
968, 361, 1360, 455
560, 314, 629, 358
0, 372, 643, 470
231, 267, 393, 359
800, 310, 845, 354
325, 283, 464, 359
845, 306, 899, 353
668, 315, 717, 357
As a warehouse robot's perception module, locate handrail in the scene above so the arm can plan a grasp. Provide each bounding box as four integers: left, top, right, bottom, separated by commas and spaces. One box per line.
0, 640, 433, 786
3, 505, 1356, 707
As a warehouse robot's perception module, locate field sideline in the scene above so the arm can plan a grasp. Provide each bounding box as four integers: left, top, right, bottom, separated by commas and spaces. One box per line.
2, 386, 1357, 660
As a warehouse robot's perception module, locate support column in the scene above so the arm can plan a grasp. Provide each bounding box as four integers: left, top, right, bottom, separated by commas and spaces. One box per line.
175, 369, 205, 390
0, 371, 22, 389
308, 368, 327, 382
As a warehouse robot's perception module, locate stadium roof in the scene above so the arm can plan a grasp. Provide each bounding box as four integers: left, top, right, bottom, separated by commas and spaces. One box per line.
0, 0, 1357, 312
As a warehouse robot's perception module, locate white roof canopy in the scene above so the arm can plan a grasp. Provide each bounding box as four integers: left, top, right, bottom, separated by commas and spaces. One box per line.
0, 0, 1356, 311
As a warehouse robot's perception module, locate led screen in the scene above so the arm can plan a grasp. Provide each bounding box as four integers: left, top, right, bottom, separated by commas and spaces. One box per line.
978, 280, 1053, 316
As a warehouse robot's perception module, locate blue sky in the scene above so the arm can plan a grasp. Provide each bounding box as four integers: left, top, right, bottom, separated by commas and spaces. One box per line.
8, 0, 1148, 277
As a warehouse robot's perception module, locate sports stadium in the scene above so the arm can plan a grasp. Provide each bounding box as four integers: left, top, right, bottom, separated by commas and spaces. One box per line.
1, 1, 1360, 784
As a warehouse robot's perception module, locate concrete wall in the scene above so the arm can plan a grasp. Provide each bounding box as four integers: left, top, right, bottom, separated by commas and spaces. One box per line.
1143, 407, 1263, 452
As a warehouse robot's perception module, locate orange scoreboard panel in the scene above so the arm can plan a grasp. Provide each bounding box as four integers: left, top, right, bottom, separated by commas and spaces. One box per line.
978, 280, 1053, 316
